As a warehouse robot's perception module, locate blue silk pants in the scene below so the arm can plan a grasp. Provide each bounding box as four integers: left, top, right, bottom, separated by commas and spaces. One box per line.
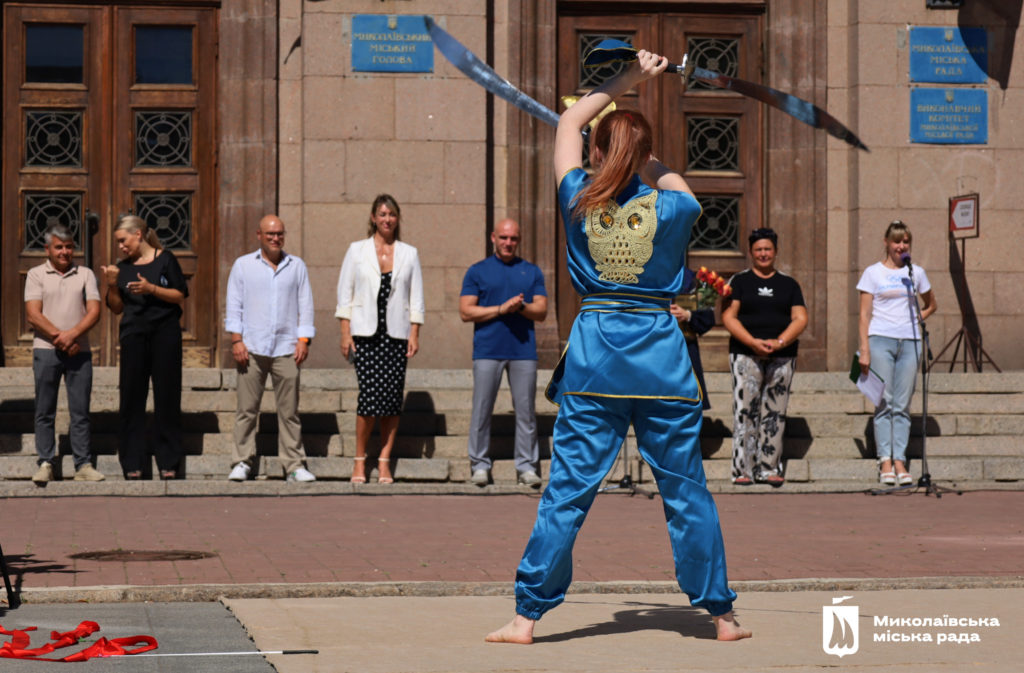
514, 393, 736, 619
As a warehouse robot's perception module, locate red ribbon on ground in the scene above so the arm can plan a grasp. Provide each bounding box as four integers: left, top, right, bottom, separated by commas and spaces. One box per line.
0, 621, 157, 661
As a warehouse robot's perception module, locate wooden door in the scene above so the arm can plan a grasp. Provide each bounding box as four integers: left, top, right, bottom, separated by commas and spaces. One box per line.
2, 4, 108, 365
555, 13, 658, 334
1, 2, 217, 366
112, 6, 217, 367
661, 14, 762, 278
555, 9, 764, 366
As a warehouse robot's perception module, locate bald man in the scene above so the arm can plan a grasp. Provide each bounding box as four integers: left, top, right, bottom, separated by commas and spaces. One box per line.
225, 214, 316, 483
459, 219, 548, 487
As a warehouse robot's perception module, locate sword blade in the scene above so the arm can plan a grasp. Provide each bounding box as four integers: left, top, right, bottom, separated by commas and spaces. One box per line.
425, 17, 560, 128
683, 64, 869, 151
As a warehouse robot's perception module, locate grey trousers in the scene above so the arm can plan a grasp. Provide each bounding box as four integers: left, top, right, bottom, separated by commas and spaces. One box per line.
33, 348, 93, 469
468, 358, 539, 474
233, 353, 307, 474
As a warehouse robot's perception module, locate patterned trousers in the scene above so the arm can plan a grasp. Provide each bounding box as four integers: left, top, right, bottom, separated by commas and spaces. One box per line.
729, 353, 796, 481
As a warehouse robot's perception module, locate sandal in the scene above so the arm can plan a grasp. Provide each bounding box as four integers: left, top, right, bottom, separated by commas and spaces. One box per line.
350, 456, 367, 484
897, 472, 914, 485
764, 474, 785, 487
733, 476, 753, 485
378, 458, 394, 484
160, 469, 177, 480
125, 471, 142, 480
879, 471, 897, 485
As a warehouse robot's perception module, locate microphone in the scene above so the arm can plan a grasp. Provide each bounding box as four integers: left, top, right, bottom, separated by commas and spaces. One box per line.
900, 253, 911, 268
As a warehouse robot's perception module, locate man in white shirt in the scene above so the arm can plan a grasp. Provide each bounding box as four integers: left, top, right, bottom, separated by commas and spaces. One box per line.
225, 214, 316, 482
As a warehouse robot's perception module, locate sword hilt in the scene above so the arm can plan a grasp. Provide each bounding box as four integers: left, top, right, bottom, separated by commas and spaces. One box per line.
673, 54, 695, 90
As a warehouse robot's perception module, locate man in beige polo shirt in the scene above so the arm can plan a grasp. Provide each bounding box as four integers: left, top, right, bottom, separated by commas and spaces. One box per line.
24, 225, 103, 484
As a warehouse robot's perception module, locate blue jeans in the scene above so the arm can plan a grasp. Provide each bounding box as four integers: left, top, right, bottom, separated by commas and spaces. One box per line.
868, 335, 921, 464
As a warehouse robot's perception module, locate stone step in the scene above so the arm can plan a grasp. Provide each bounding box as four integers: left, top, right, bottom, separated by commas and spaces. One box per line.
5, 367, 1024, 489
3, 453, 1021, 486
8, 406, 1024, 441
5, 432, 1021, 465
0, 388, 345, 413
0, 454, 451, 482
8, 382, 1024, 416
703, 456, 1024, 483
4, 368, 1024, 393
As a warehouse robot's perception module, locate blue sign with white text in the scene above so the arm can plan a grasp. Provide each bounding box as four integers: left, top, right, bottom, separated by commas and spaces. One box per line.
910, 88, 987, 144
909, 26, 987, 83
352, 15, 433, 73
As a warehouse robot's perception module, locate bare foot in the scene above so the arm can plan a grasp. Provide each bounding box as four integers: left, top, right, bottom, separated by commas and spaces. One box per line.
713, 612, 752, 641
485, 615, 535, 644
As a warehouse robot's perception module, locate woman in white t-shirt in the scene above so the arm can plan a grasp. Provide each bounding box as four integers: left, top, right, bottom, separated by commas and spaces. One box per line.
857, 221, 937, 486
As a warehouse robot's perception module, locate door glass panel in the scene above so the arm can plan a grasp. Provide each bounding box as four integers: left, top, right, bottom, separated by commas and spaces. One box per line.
686, 37, 739, 90
134, 192, 192, 249
135, 111, 192, 166
25, 111, 84, 167
687, 116, 739, 170
691, 195, 739, 251
135, 26, 193, 84
24, 193, 83, 250
25, 24, 84, 83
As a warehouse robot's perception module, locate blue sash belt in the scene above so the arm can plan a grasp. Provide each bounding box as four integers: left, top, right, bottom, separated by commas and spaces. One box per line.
579, 292, 671, 313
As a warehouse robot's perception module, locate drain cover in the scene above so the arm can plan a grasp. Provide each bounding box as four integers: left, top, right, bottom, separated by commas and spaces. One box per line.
69, 550, 217, 562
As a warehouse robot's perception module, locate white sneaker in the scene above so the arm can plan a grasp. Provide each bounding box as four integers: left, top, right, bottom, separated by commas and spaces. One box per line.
287, 467, 316, 482
228, 462, 251, 481
518, 470, 542, 488
470, 468, 490, 486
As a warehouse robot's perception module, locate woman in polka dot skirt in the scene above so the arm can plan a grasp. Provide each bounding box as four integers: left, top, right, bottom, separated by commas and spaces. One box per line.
336, 194, 425, 483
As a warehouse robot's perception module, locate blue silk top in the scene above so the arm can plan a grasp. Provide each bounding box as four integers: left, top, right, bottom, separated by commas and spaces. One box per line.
547, 168, 704, 404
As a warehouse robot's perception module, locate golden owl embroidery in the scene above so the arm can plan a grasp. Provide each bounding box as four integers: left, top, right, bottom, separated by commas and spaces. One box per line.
586, 191, 658, 284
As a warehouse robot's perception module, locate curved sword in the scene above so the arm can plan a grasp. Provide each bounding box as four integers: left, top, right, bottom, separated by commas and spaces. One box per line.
586, 40, 869, 151
424, 16, 559, 128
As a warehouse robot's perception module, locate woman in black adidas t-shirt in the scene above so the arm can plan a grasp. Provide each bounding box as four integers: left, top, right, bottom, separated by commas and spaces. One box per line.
721, 228, 807, 486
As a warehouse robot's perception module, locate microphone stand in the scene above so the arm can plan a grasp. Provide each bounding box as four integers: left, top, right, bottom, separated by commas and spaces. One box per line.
871, 258, 961, 497
599, 438, 656, 499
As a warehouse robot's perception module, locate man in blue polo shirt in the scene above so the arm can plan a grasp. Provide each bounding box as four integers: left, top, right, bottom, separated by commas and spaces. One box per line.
460, 219, 548, 487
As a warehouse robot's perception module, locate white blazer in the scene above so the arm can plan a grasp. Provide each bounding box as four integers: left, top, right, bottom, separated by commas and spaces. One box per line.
335, 237, 424, 339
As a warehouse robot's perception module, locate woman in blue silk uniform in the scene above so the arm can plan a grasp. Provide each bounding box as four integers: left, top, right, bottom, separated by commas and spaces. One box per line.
486, 49, 750, 645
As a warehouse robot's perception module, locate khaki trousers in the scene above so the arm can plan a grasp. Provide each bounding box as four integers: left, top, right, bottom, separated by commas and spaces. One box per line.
233, 353, 306, 474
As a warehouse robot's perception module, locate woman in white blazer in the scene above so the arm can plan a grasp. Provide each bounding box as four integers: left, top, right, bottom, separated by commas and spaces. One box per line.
336, 194, 425, 484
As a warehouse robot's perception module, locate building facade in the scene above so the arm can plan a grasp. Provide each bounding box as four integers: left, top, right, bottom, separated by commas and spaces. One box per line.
2, 0, 1021, 372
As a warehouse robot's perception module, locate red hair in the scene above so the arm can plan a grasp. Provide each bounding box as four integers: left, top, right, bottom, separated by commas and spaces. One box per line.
572, 110, 653, 219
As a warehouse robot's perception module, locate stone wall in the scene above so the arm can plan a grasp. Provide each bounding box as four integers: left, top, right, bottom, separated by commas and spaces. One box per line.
269, 0, 1024, 372
279, 0, 501, 369
828, 0, 1024, 371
